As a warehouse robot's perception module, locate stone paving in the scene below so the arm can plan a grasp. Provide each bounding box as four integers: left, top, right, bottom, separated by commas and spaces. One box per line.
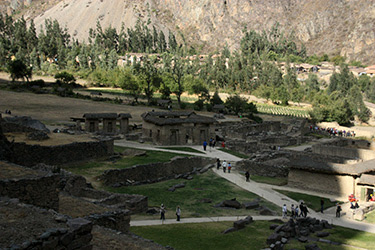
115, 140, 375, 233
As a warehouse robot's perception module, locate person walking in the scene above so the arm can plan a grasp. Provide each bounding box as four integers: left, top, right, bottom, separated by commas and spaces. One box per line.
294, 205, 299, 218
160, 204, 166, 221
203, 140, 207, 151
282, 204, 287, 219
245, 171, 250, 182
222, 160, 227, 173
291, 204, 295, 218
176, 206, 181, 221
336, 204, 342, 218
228, 162, 231, 173
320, 198, 324, 213
216, 158, 221, 170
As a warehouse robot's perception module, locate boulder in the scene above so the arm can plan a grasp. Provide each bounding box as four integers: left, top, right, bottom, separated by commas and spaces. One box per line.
243, 201, 260, 209
259, 207, 276, 215
270, 224, 279, 230
266, 233, 282, 245
27, 131, 49, 141
223, 199, 242, 209
298, 236, 308, 243
244, 216, 253, 224
233, 219, 247, 230
316, 231, 330, 237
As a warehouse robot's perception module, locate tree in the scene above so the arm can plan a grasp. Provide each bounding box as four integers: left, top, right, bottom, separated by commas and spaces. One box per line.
137, 56, 162, 105
8, 59, 32, 83
118, 68, 141, 103
170, 56, 186, 107
225, 95, 257, 115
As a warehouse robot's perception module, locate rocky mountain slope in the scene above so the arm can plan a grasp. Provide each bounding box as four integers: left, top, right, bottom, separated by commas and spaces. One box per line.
5, 0, 375, 64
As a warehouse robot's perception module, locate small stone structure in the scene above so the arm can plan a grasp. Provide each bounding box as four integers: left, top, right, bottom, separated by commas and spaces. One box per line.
101, 156, 215, 187
83, 113, 132, 135
141, 111, 216, 145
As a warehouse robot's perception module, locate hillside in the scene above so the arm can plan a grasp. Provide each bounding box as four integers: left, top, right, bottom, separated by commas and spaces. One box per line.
5, 0, 375, 64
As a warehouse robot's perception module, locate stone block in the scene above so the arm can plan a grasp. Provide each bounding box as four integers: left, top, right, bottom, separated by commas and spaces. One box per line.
67, 218, 93, 235
267, 233, 281, 245
243, 201, 260, 209
223, 199, 242, 209
222, 227, 237, 234
233, 220, 247, 230
259, 207, 276, 215
298, 236, 308, 243
316, 231, 330, 237
305, 243, 321, 250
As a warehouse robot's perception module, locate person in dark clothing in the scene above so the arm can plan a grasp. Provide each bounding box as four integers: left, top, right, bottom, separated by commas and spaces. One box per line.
320, 198, 324, 213
160, 204, 166, 221
336, 204, 342, 217
245, 171, 250, 182
216, 159, 221, 170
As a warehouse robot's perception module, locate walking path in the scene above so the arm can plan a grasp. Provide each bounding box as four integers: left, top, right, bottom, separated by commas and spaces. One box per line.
117, 140, 375, 233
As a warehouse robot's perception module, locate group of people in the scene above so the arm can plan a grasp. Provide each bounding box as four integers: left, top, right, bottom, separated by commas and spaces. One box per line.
203, 138, 217, 151
309, 125, 356, 137
160, 204, 181, 222
283, 202, 309, 219
4, 109, 11, 115
216, 159, 232, 173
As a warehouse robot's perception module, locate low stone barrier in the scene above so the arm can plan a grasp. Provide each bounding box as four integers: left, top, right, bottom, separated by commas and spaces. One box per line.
101, 156, 215, 187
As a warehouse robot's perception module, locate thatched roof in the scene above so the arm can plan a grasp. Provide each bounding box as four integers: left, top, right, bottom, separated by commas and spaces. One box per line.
83, 113, 118, 119
357, 174, 375, 186
142, 111, 216, 125
118, 113, 132, 119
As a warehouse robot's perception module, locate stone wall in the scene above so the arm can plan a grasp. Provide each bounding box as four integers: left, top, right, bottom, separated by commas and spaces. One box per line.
0, 173, 60, 211
85, 210, 130, 233
312, 144, 375, 161
11, 139, 114, 166
63, 174, 148, 214
101, 156, 215, 186
236, 159, 289, 178
288, 169, 355, 199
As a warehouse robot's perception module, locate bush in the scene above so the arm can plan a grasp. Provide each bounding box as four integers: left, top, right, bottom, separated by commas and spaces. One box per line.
193, 99, 204, 111
180, 102, 187, 109
30, 79, 45, 87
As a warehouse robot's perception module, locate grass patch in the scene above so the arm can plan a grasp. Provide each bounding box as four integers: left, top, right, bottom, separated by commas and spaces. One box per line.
131, 221, 375, 250
64, 146, 188, 179
364, 209, 375, 224
274, 189, 338, 212
218, 148, 249, 159
106, 171, 280, 219
251, 175, 288, 186
158, 147, 205, 154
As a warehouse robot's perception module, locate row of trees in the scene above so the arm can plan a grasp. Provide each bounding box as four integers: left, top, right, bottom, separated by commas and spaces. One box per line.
2, 14, 374, 124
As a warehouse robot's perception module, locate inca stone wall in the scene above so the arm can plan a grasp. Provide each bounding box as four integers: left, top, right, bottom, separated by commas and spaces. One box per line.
236, 159, 289, 178
101, 156, 215, 186
11, 140, 114, 166
288, 169, 355, 198
312, 144, 375, 161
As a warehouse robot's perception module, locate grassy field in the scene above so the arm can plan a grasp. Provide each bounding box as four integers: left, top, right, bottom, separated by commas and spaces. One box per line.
274, 189, 338, 212
364, 209, 375, 224
131, 221, 375, 250
106, 171, 280, 219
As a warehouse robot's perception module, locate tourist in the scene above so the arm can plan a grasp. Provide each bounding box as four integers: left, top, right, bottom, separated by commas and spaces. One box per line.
203, 140, 207, 151
209, 138, 213, 151
216, 158, 221, 170
282, 204, 287, 219
212, 139, 216, 148
294, 205, 299, 218
291, 204, 295, 218
222, 160, 227, 173
160, 204, 166, 221
176, 206, 181, 221
320, 198, 324, 213
336, 204, 342, 217
228, 162, 231, 173
245, 171, 250, 182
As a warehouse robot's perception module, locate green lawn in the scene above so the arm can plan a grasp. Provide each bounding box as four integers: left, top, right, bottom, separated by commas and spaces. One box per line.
131, 221, 375, 250
218, 148, 249, 159
106, 171, 280, 219
364, 209, 375, 224
64, 146, 189, 178
158, 147, 205, 154
274, 189, 338, 212
251, 175, 288, 186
